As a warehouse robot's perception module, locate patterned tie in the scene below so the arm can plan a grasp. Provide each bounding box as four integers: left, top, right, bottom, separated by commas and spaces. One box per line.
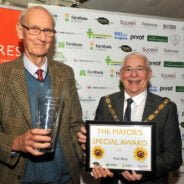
36, 69, 44, 81
124, 98, 133, 121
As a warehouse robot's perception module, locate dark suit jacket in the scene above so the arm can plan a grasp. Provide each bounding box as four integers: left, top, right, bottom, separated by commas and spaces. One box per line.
95, 91, 182, 184
0, 57, 84, 184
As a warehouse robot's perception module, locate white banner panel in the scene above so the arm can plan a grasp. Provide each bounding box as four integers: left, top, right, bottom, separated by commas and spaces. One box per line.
30, 4, 184, 184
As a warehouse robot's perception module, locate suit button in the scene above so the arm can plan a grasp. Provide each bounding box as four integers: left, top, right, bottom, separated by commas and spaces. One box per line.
17, 175, 21, 180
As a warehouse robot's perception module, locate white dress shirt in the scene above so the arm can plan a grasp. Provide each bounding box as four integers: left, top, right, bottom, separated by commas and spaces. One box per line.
23, 54, 48, 80
124, 90, 147, 121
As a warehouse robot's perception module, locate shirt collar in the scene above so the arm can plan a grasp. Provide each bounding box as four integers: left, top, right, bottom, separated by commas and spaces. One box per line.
23, 54, 48, 79
124, 90, 147, 106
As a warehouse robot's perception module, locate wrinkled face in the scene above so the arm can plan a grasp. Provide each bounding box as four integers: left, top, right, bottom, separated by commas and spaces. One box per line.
120, 55, 152, 97
16, 8, 54, 59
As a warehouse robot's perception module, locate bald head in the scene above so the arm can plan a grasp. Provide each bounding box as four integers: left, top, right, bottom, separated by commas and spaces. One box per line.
121, 52, 151, 71
19, 6, 55, 27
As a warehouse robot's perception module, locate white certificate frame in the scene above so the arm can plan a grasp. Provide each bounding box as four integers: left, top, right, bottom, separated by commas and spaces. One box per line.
85, 120, 156, 174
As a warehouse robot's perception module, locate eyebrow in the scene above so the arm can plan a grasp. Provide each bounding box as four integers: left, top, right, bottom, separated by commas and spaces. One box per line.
26, 24, 54, 30
123, 65, 147, 68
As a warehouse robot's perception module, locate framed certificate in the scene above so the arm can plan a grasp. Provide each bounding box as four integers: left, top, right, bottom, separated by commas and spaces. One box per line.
85, 120, 156, 174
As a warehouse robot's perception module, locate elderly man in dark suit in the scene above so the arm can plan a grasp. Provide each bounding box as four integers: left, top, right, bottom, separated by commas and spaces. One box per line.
77, 52, 182, 184
0, 6, 83, 184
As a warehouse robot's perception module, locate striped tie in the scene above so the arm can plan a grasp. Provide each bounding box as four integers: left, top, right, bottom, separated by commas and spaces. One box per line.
36, 69, 44, 81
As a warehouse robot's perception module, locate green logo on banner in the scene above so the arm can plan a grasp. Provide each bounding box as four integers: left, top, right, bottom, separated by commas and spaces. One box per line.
147, 35, 168, 42
105, 56, 112, 65
87, 28, 94, 38
176, 86, 184, 92
87, 28, 112, 39
164, 61, 184, 68
105, 56, 121, 66
58, 42, 65, 48
80, 70, 86, 76
65, 15, 69, 22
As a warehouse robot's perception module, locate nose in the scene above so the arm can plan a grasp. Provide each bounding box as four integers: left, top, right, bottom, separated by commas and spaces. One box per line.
130, 69, 138, 76
37, 30, 46, 41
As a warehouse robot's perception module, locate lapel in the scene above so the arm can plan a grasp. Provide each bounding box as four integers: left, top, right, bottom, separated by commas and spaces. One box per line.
142, 92, 155, 121
48, 60, 64, 100
114, 91, 124, 121
9, 57, 31, 126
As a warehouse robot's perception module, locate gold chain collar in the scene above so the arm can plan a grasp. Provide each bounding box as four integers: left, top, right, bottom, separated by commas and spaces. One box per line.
105, 95, 170, 122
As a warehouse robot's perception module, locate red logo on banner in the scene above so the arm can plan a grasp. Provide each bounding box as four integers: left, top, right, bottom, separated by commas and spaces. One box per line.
0, 7, 23, 64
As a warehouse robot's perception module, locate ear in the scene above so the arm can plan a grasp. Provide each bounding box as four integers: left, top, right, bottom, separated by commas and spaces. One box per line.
148, 69, 152, 80
119, 69, 123, 82
16, 23, 23, 39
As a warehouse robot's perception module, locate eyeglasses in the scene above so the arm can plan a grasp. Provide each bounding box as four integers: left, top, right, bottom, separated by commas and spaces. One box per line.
21, 23, 56, 37
121, 67, 148, 74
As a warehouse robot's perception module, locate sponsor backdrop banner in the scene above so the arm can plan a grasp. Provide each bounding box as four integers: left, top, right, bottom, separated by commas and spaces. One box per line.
1, 4, 184, 184
34, 4, 184, 184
